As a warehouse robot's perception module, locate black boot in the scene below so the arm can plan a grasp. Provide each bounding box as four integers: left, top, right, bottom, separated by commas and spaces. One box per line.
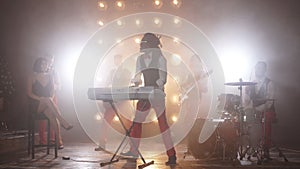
165, 155, 176, 165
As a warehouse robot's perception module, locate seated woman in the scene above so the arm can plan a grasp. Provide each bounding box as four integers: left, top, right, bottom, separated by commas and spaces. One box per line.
27, 57, 72, 149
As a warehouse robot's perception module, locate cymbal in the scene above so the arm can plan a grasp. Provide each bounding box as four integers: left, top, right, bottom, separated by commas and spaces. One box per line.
224, 82, 257, 86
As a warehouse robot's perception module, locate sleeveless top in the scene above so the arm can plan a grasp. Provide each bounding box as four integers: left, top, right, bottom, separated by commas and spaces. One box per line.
139, 52, 167, 87
249, 78, 275, 112
29, 74, 54, 112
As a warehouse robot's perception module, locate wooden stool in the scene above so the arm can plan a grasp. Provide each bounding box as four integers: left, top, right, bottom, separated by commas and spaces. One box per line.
28, 112, 58, 159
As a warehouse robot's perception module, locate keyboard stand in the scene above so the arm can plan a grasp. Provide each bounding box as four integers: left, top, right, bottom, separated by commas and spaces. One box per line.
100, 101, 154, 169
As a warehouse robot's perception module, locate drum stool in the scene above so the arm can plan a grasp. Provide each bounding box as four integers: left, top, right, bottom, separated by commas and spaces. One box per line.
27, 112, 58, 159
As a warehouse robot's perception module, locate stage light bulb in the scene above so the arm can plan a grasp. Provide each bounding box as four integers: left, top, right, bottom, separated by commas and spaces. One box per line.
173, 0, 179, 5
113, 115, 119, 121
117, 20, 123, 26
117, 2, 122, 7
135, 38, 141, 44
136, 19, 141, 25
95, 114, 102, 121
173, 37, 180, 44
173, 18, 181, 24
172, 116, 178, 122
152, 117, 158, 123
99, 2, 104, 7
155, 0, 161, 6
172, 94, 179, 104
97, 20, 104, 26
153, 0, 163, 9
154, 18, 161, 25
171, 0, 182, 8
97, 1, 108, 10
115, 0, 125, 10
116, 39, 122, 43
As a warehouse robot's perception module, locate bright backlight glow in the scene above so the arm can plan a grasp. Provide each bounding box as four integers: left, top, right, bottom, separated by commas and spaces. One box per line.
218, 46, 254, 82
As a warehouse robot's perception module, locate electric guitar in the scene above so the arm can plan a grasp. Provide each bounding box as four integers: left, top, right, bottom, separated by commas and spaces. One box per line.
179, 70, 213, 103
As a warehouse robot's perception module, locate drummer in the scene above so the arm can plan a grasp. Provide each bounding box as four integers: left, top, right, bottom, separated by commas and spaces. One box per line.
244, 61, 276, 159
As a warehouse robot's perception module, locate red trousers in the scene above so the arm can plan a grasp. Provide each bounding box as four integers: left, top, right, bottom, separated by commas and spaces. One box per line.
129, 100, 176, 157
262, 111, 275, 148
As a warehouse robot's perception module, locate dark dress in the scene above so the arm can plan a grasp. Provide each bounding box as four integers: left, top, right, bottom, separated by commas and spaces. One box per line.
29, 75, 53, 113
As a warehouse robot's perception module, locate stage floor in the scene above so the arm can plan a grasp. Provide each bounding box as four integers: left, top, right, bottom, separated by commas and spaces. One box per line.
1, 141, 300, 169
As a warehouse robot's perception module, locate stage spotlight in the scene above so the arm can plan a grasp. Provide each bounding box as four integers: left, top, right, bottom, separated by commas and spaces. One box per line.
171, 0, 182, 8
153, 0, 163, 9
115, 0, 125, 10
218, 46, 253, 82
97, 19, 104, 26
97, 0, 108, 11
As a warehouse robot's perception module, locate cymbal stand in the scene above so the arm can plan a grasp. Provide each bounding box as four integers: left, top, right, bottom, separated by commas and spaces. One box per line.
226, 79, 254, 161
100, 101, 154, 169
236, 79, 248, 160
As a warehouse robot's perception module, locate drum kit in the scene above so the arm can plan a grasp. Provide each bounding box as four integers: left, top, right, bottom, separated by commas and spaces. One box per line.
185, 79, 288, 164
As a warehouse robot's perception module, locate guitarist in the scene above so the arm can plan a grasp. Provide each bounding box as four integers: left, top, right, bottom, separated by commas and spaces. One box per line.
180, 55, 209, 117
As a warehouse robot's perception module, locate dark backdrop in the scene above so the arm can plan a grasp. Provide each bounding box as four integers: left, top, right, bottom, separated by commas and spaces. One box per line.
0, 0, 299, 147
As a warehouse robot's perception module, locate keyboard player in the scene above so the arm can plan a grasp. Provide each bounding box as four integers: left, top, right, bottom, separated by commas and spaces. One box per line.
120, 33, 177, 165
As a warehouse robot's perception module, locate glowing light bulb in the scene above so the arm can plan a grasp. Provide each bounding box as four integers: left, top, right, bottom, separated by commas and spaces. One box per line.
117, 1, 122, 7
172, 116, 178, 122
153, 0, 163, 9
173, 0, 179, 5
95, 114, 102, 121
136, 19, 141, 25
97, 20, 104, 26
115, 0, 125, 10
135, 38, 141, 44
113, 115, 119, 121
117, 20, 123, 26
171, 0, 182, 8
174, 18, 181, 24
173, 37, 179, 43
99, 2, 104, 7
97, 1, 108, 10
155, 0, 161, 6
116, 39, 122, 43
154, 18, 160, 25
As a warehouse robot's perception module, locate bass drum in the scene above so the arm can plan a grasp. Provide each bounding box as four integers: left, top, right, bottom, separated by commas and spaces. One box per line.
187, 118, 238, 159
